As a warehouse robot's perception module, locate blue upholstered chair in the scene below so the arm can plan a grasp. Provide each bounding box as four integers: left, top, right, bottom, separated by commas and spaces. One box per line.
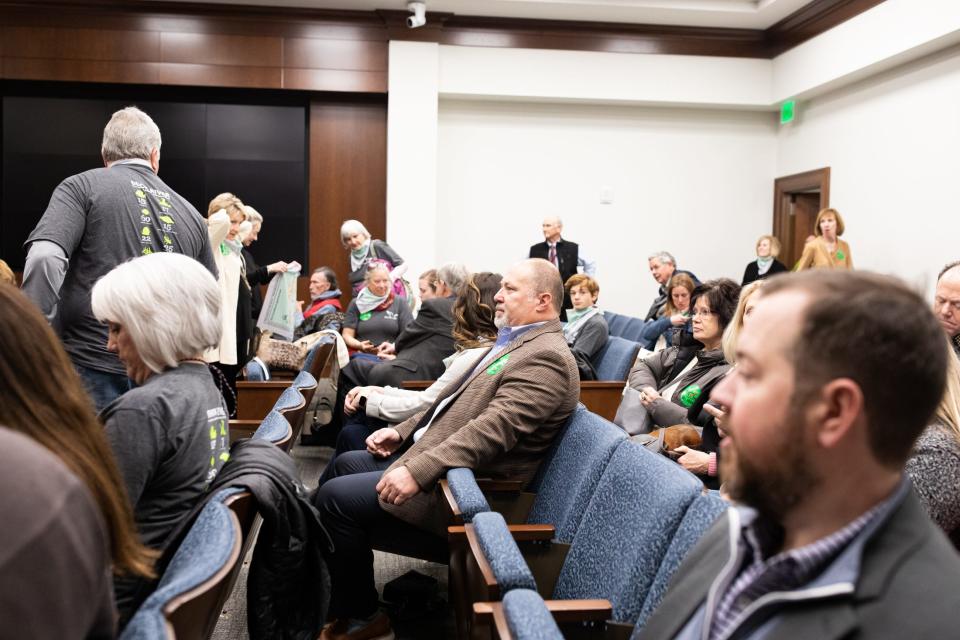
603, 311, 630, 338
444, 406, 625, 538
472, 589, 567, 640
632, 492, 728, 632
524, 408, 626, 542
251, 409, 294, 451
463, 440, 703, 634
592, 336, 641, 381
121, 488, 253, 640
244, 357, 270, 381
620, 317, 649, 343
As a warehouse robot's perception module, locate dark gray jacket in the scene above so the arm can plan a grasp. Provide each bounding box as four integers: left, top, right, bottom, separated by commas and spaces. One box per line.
636, 485, 960, 640
628, 345, 729, 427
367, 296, 455, 387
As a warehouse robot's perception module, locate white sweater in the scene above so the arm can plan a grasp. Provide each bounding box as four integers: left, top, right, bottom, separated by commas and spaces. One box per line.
204, 210, 242, 365
359, 347, 488, 423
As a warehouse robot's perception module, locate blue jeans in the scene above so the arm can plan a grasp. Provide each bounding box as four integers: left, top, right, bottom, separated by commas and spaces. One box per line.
75, 364, 132, 412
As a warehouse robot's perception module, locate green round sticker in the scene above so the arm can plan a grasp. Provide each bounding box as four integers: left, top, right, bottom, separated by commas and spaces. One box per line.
486, 354, 510, 375
835, 250, 845, 261
679, 384, 702, 408
359, 311, 373, 321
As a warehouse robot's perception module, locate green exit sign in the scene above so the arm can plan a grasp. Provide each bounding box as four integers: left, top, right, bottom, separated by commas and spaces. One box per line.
780, 100, 796, 124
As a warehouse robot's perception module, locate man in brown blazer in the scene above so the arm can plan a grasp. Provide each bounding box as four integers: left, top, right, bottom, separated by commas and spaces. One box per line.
314, 259, 580, 640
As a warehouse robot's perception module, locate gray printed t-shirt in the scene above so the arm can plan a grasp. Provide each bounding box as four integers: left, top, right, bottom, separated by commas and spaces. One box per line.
101, 363, 230, 550
26, 163, 217, 374
344, 297, 413, 346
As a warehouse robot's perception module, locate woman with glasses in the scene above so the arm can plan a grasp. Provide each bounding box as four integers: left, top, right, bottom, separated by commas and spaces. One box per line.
627, 278, 741, 430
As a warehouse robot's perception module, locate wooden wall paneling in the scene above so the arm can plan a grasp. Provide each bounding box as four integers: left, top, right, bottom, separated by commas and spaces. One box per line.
307, 96, 388, 304
157, 63, 281, 89
3, 58, 164, 84
160, 32, 283, 67
2, 26, 160, 62
284, 38, 387, 71
0, 0, 891, 92
283, 68, 387, 93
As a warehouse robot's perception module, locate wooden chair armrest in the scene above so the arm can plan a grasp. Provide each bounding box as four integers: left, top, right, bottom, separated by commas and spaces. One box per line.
229, 419, 261, 443
236, 380, 293, 390
449, 524, 555, 543
473, 599, 614, 637
475, 478, 525, 491
579, 381, 627, 421
579, 381, 628, 389
400, 380, 434, 390
440, 479, 465, 524
542, 599, 614, 622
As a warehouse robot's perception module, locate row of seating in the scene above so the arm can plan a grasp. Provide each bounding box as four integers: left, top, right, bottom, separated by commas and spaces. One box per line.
120, 348, 339, 639
441, 406, 728, 639
603, 311, 648, 344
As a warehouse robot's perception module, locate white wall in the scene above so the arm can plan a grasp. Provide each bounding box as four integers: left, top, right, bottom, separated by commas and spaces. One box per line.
386, 41, 440, 286
436, 99, 778, 316
440, 45, 774, 108
777, 42, 960, 294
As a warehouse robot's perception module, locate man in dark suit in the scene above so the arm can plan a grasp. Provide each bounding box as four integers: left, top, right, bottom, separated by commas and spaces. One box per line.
638, 270, 960, 640
314, 258, 579, 640
365, 263, 468, 387
528, 216, 595, 317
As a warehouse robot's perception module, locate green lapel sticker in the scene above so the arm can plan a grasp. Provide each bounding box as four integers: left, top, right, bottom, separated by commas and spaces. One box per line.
359, 311, 373, 321
486, 354, 510, 375
835, 250, 845, 261
679, 384, 702, 408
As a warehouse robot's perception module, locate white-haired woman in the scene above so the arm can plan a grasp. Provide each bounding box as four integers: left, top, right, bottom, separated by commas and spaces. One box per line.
341, 219, 407, 297
91, 252, 231, 572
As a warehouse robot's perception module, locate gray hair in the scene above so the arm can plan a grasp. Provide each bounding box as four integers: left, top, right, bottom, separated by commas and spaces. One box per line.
364, 262, 391, 282
312, 266, 339, 290
648, 251, 676, 266
340, 219, 371, 245
91, 253, 221, 374
101, 106, 162, 163
437, 263, 470, 294
243, 205, 263, 226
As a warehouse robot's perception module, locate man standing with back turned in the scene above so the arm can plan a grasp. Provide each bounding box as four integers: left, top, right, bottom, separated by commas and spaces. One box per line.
22, 106, 216, 411
638, 270, 960, 640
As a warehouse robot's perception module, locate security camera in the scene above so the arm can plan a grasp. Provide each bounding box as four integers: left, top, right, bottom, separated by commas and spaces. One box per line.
406, 1, 426, 28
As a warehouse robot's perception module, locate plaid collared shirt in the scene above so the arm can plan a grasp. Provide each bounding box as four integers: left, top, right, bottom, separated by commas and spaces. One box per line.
707, 498, 890, 640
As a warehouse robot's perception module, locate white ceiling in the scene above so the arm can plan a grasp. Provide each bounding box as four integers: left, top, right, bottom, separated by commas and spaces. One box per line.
142, 0, 819, 29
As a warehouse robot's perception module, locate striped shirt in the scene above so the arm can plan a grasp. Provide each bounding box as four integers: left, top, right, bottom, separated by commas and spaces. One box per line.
708, 496, 891, 640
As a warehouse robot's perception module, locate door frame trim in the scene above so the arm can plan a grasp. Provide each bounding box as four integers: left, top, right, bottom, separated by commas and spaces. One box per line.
773, 167, 831, 264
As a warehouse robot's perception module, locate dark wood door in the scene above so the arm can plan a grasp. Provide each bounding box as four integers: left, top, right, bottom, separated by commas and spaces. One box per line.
781, 192, 821, 267
772, 168, 830, 268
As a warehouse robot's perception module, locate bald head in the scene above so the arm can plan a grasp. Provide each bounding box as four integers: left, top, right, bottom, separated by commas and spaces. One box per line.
541, 217, 563, 243
494, 259, 563, 328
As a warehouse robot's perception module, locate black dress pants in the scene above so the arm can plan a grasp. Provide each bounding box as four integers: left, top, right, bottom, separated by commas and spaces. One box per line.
313, 451, 446, 619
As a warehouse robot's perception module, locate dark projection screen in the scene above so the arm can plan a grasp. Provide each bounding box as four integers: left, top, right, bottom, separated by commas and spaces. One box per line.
1, 88, 308, 271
